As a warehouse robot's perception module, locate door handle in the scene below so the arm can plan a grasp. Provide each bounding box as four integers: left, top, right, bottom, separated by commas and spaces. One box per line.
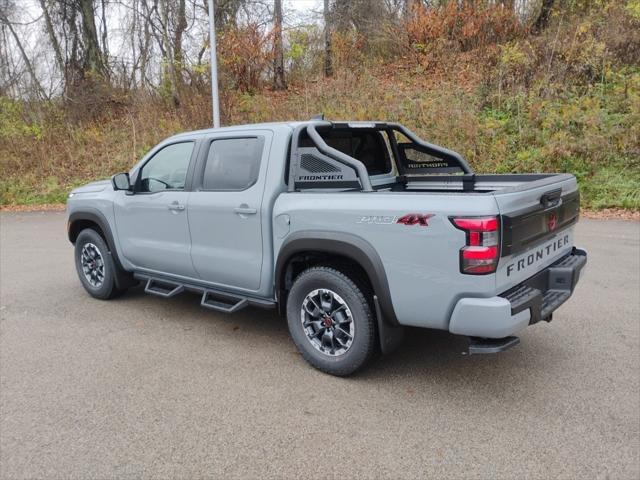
234, 206, 257, 215
168, 202, 185, 211
540, 189, 562, 209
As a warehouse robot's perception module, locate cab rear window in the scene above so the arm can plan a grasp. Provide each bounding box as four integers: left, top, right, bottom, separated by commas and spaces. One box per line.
299, 129, 392, 176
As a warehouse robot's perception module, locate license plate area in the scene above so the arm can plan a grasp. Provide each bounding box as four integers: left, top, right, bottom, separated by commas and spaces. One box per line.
500, 248, 587, 324
496, 228, 574, 290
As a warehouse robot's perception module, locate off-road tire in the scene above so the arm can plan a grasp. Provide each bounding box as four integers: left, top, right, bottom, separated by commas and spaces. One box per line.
74, 228, 125, 300
287, 266, 376, 376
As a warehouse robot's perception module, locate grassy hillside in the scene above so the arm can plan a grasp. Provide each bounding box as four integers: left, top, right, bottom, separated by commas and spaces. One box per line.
1, 2, 638, 209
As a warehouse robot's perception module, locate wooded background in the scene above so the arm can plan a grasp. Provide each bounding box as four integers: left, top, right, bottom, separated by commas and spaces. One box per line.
1, 0, 638, 209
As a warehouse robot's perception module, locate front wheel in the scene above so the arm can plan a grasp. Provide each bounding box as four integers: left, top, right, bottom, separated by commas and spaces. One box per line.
74, 228, 125, 300
286, 266, 376, 376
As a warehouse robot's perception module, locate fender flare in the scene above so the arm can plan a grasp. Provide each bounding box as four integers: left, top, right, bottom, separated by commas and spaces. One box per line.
275, 230, 400, 327
68, 209, 131, 286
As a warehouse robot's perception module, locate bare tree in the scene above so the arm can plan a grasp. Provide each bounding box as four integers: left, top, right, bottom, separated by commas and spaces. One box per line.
100, 0, 109, 58
38, 0, 66, 86
273, 0, 285, 89
78, 0, 108, 77
159, 0, 179, 104
2, 0, 284, 100
0, 12, 48, 99
173, 0, 187, 77
323, 0, 332, 77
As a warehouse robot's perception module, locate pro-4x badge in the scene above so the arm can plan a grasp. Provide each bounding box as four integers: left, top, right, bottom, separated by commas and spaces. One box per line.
356, 214, 435, 226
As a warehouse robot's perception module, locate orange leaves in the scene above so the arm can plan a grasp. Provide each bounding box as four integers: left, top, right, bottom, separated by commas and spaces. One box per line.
218, 24, 275, 93
406, 2, 525, 54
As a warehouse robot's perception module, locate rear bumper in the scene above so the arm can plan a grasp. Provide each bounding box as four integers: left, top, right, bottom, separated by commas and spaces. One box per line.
449, 247, 587, 339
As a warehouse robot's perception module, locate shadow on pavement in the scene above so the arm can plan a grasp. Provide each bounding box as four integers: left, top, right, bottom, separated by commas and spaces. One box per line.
114, 283, 557, 392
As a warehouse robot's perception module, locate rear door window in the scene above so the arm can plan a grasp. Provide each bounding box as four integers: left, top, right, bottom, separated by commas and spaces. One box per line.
202, 137, 264, 191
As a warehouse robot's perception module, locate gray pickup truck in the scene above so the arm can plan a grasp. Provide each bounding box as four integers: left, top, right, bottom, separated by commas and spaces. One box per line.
67, 119, 587, 375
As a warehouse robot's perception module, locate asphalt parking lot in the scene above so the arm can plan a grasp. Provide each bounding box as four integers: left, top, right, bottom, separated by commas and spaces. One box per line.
1, 211, 638, 479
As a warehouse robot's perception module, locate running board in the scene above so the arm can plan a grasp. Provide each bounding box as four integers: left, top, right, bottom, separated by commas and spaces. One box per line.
201, 291, 248, 314
135, 273, 275, 313
145, 278, 184, 298
467, 336, 520, 355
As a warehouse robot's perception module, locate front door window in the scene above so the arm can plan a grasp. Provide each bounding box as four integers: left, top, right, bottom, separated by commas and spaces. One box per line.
138, 142, 194, 193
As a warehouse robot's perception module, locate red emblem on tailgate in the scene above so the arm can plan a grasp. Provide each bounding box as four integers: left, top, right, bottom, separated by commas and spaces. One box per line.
548, 212, 558, 232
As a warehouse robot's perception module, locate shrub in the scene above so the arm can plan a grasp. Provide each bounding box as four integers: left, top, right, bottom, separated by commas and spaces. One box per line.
406, 2, 524, 54
218, 24, 274, 93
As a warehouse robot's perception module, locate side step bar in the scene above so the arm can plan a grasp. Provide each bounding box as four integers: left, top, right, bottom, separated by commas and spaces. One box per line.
145, 278, 184, 298
201, 291, 248, 314
135, 274, 275, 313
467, 336, 520, 355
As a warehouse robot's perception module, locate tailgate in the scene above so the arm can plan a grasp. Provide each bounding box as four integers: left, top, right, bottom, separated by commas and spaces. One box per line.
494, 174, 580, 291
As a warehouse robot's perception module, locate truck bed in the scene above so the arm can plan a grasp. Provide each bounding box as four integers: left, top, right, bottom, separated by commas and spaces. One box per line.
391, 173, 571, 194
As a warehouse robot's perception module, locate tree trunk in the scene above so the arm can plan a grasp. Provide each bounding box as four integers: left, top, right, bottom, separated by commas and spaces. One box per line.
160, 0, 179, 106
66, 3, 82, 88
138, 0, 153, 89
100, 0, 109, 60
323, 0, 332, 77
38, 0, 66, 88
78, 0, 106, 77
273, 0, 286, 89
534, 0, 554, 32
173, 0, 187, 82
0, 27, 13, 97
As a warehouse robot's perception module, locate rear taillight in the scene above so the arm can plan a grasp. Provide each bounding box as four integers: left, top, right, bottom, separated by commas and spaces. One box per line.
450, 216, 500, 275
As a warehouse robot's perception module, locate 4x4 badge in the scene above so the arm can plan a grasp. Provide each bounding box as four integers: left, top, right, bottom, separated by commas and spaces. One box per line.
397, 214, 435, 226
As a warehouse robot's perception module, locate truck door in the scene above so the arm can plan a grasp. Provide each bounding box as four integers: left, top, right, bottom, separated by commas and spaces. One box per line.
113, 140, 199, 278
188, 132, 272, 292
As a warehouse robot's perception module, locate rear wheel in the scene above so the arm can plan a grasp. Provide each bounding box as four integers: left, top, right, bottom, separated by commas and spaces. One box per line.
74, 228, 125, 300
286, 266, 376, 376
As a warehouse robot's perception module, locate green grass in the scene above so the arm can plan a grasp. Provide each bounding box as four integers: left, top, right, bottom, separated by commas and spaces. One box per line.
577, 165, 640, 209
0, 176, 70, 205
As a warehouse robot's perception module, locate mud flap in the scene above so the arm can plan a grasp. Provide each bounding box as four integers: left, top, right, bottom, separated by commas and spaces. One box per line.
374, 295, 404, 355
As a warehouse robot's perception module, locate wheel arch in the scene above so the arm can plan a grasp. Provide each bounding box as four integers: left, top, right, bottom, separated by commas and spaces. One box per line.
68, 210, 126, 274
275, 231, 400, 327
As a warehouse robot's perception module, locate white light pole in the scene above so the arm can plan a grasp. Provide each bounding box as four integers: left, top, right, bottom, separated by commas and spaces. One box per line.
208, 0, 221, 128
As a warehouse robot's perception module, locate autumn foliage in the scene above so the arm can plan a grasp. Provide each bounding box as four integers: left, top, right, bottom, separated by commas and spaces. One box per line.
1, 0, 638, 210
405, 2, 525, 53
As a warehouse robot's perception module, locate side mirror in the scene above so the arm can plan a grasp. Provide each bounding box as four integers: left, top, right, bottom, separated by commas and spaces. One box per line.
112, 172, 131, 191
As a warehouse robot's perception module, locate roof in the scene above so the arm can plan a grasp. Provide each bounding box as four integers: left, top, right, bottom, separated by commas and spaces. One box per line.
168, 120, 393, 140
169, 121, 311, 140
